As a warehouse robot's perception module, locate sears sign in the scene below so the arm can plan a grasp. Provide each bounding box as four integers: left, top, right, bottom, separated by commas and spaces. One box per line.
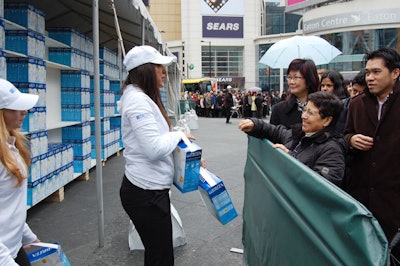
202, 16, 243, 38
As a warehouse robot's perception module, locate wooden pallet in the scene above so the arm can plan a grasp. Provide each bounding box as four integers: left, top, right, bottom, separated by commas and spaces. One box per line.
77, 171, 90, 181
44, 171, 90, 203
100, 149, 121, 166
45, 187, 65, 202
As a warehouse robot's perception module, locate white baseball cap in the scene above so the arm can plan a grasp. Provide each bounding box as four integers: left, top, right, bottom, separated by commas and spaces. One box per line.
123, 45, 176, 71
0, 79, 39, 110
227, 85, 232, 89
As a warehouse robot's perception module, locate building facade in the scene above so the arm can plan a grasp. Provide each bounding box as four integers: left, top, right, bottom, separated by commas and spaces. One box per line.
258, 0, 400, 93
147, 0, 400, 92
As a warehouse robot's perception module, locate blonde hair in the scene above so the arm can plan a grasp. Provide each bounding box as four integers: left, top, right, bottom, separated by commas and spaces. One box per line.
0, 109, 31, 186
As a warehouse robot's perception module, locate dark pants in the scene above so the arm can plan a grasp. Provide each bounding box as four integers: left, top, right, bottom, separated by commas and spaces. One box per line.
256, 107, 263, 118
243, 106, 252, 118
225, 107, 232, 123
120, 176, 173, 266
15, 247, 31, 266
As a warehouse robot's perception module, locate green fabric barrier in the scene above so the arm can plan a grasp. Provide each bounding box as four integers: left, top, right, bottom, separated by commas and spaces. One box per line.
243, 137, 388, 266
179, 100, 196, 113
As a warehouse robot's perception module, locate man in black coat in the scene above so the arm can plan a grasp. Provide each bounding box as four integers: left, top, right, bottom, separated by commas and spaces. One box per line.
224, 85, 234, 124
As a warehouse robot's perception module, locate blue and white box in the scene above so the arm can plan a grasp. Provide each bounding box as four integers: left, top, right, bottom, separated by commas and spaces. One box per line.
26, 242, 71, 266
173, 136, 202, 193
198, 167, 238, 225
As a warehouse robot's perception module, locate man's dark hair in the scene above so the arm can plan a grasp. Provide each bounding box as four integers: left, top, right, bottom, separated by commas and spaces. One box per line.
352, 69, 367, 87
363, 48, 400, 73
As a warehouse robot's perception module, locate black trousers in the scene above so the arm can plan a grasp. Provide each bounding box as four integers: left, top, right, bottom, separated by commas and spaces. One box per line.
225, 107, 232, 123
15, 246, 31, 266
120, 175, 174, 266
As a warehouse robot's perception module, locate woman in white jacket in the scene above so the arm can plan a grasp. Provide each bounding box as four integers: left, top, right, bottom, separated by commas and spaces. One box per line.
118, 46, 194, 266
0, 79, 39, 266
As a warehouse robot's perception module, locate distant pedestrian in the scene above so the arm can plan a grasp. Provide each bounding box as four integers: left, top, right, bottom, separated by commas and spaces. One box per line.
224, 85, 234, 123
210, 91, 217, 117
255, 92, 264, 118
199, 95, 205, 117
205, 92, 212, 117
118, 45, 195, 266
270, 91, 280, 106
242, 91, 252, 118
215, 91, 224, 118
250, 92, 257, 117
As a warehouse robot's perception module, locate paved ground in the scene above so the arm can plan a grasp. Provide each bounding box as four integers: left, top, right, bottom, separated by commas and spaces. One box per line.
27, 116, 252, 266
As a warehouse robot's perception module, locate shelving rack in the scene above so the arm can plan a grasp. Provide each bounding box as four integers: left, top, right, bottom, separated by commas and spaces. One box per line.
0, 2, 123, 207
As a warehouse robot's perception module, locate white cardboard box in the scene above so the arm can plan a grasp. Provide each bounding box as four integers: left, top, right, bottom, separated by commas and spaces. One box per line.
173, 136, 202, 193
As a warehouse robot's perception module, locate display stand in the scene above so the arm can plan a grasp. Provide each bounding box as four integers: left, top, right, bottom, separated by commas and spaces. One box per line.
1, 2, 123, 207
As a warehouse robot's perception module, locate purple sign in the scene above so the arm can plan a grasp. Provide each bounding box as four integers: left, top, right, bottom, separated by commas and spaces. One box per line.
202, 16, 243, 38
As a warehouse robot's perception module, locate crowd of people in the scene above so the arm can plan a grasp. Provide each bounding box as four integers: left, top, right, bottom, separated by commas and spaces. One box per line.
184, 87, 286, 121
239, 47, 400, 265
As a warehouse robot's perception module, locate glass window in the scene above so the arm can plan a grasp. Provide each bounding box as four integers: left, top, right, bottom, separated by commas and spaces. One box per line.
265, 1, 301, 34
201, 46, 243, 77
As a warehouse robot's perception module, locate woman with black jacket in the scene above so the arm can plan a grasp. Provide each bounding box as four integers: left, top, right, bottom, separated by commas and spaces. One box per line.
270, 59, 319, 128
239, 91, 346, 186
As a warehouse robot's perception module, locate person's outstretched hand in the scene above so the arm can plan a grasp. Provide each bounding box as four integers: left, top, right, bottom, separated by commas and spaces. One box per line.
238, 119, 254, 132
186, 133, 196, 141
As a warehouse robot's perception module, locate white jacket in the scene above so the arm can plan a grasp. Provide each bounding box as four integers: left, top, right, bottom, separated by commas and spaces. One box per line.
118, 85, 185, 190
0, 137, 37, 266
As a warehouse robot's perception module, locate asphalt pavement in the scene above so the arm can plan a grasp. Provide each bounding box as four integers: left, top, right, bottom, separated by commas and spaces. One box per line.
26, 116, 251, 266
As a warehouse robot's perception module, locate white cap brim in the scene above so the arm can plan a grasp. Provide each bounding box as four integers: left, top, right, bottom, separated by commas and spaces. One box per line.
123, 45, 176, 71
150, 56, 174, 66
6, 93, 39, 110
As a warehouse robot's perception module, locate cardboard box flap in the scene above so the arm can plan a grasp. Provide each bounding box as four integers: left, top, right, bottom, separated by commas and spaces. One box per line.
200, 167, 217, 187
180, 135, 199, 152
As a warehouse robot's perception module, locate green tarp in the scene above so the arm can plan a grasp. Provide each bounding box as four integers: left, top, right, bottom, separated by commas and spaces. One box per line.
179, 100, 196, 113
243, 137, 388, 266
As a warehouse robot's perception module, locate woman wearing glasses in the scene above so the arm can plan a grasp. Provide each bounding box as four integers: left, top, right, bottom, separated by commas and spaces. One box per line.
270, 59, 319, 128
239, 91, 346, 185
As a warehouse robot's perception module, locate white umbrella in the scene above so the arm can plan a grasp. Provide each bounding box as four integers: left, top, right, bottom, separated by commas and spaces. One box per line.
259, 36, 342, 69
247, 86, 262, 93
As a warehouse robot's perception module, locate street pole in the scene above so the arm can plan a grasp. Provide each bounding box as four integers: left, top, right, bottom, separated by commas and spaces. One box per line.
208, 41, 211, 77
